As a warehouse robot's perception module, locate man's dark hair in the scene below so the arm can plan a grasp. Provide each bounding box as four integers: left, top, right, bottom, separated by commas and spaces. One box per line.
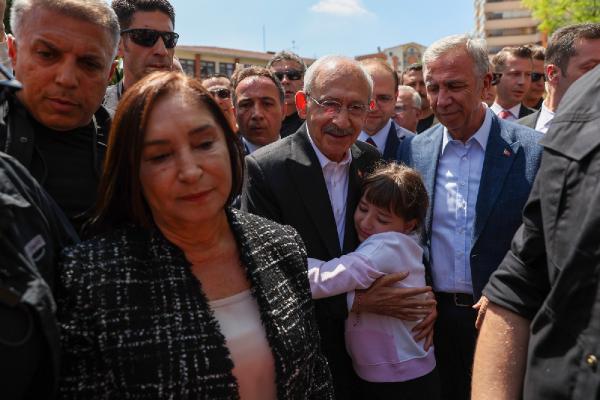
401, 63, 422, 84
111, 0, 175, 30
546, 23, 600, 75
526, 44, 546, 61
360, 58, 399, 91
491, 46, 533, 72
230, 66, 285, 105
267, 50, 307, 73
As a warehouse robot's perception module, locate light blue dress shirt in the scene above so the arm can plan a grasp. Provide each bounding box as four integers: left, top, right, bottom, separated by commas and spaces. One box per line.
430, 109, 493, 294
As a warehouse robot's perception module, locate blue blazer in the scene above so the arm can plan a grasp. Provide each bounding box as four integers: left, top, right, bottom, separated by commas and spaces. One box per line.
397, 114, 543, 299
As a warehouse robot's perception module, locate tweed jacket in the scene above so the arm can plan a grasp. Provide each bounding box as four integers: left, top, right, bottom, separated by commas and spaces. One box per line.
57, 209, 334, 399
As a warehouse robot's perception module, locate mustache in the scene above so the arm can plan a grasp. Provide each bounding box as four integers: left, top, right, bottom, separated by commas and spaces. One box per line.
322, 123, 354, 137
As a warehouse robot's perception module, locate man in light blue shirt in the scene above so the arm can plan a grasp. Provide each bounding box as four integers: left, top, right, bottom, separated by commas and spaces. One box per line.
397, 34, 543, 400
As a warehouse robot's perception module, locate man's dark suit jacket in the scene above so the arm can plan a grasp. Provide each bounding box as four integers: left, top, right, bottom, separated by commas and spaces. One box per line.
518, 103, 535, 119
517, 109, 541, 130
381, 122, 401, 161
396, 114, 543, 299
242, 125, 380, 399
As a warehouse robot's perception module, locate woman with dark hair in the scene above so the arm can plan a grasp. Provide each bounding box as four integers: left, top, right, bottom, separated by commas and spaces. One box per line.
57, 71, 333, 399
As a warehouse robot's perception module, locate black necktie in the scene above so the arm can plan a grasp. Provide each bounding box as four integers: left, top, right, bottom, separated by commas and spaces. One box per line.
365, 137, 377, 148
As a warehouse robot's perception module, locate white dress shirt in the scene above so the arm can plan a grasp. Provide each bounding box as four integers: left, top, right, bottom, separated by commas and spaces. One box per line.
307, 129, 351, 249
430, 108, 493, 294
535, 102, 555, 133
357, 119, 392, 153
491, 102, 521, 121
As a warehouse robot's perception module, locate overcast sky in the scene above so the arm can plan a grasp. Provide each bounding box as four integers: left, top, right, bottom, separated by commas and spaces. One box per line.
169, 0, 475, 58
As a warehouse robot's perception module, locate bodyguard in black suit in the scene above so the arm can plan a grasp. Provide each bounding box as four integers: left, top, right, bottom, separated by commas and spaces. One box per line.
243, 55, 434, 399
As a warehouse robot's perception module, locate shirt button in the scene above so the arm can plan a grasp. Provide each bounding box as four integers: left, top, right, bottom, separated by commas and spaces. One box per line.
586, 354, 598, 369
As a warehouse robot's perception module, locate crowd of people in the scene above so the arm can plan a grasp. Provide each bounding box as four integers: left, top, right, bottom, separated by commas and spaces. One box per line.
1, 0, 600, 399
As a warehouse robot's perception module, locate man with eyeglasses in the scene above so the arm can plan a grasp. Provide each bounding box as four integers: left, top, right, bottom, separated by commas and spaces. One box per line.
230, 66, 285, 154
518, 23, 600, 134
0, 0, 118, 233
104, 0, 177, 117
243, 55, 436, 399
393, 85, 421, 134
357, 58, 413, 161
490, 46, 535, 121
202, 74, 237, 132
522, 45, 546, 110
267, 51, 306, 138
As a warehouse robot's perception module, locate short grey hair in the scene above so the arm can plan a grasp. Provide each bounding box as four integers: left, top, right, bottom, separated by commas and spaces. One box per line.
397, 85, 421, 109
423, 34, 489, 79
11, 0, 120, 58
303, 55, 373, 100
267, 50, 307, 73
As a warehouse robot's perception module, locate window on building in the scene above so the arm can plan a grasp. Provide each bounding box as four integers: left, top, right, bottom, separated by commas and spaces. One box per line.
200, 61, 216, 78
179, 59, 195, 77
219, 62, 236, 77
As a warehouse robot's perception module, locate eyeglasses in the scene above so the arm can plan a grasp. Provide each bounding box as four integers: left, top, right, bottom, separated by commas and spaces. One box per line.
531, 72, 546, 82
273, 70, 303, 81
307, 94, 369, 117
208, 88, 231, 99
121, 28, 179, 49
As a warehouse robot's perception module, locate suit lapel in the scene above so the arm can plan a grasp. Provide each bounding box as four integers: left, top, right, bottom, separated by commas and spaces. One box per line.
287, 129, 341, 257
473, 116, 520, 244
412, 127, 444, 242
382, 123, 400, 160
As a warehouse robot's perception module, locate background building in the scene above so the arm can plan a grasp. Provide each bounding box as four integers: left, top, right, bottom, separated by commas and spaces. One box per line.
355, 42, 427, 75
175, 46, 314, 78
475, 0, 542, 54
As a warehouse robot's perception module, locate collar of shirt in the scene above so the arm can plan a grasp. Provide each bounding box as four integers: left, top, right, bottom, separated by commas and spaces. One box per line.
491, 102, 521, 119
535, 102, 555, 133
442, 107, 493, 155
242, 135, 280, 154
306, 127, 352, 168
357, 119, 392, 152
394, 123, 416, 139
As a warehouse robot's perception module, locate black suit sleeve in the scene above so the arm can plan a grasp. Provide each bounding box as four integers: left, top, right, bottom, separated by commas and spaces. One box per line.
241, 155, 282, 222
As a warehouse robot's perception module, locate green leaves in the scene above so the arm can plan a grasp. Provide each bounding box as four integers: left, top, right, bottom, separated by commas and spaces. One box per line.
522, 0, 600, 35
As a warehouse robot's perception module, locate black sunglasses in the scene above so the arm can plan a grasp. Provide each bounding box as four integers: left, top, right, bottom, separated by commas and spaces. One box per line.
273, 70, 303, 81
121, 28, 179, 49
209, 88, 231, 99
531, 72, 546, 82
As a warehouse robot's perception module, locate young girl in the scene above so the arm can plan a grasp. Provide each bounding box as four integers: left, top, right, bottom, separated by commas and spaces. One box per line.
307, 163, 440, 399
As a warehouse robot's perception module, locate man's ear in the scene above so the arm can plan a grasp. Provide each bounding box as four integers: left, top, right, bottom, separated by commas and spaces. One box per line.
7, 34, 16, 70
107, 58, 118, 83
117, 38, 125, 58
296, 91, 307, 118
546, 64, 560, 85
